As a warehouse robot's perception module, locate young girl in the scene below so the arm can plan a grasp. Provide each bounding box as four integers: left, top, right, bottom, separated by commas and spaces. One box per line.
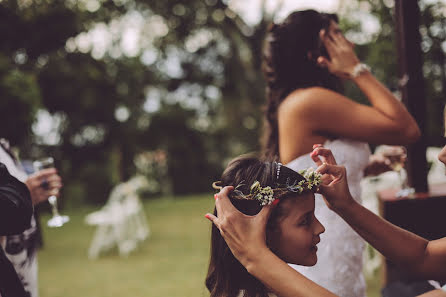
206, 155, 325, 297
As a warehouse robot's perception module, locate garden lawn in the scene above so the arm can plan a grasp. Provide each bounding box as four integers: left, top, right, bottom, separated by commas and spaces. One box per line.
38, 194, 381, 297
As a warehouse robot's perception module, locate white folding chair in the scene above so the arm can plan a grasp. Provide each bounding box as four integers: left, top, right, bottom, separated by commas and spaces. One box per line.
85, 176, 150, 259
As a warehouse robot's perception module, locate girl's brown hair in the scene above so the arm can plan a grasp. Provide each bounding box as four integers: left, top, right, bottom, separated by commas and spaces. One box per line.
205, 154, 306, 297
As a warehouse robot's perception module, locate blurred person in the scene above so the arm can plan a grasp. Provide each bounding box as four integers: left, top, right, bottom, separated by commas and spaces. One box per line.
0, 139, 62, 297
261, 9, 420, 296
0, 162, 33, 297
206, 155, 325, 297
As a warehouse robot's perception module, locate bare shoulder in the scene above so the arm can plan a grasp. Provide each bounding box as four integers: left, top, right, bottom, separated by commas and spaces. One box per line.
279, 87, 350, 116
428, 237, 446, 254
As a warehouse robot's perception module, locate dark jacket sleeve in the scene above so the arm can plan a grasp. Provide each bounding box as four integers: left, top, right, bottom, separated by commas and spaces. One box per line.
0, 247, 29, 297
0, 162, 33, 235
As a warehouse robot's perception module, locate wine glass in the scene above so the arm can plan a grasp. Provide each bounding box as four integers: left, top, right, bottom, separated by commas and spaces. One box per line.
383, 146, 415, 198
33, 157, 69, 227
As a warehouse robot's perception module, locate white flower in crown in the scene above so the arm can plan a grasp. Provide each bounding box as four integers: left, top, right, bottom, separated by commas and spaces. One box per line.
249, 181, 275, 205
298, 168, 322, 190
255, 186, 274, 206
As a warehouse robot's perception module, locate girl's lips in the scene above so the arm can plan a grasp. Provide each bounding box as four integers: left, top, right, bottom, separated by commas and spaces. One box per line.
311, 238, 320, 251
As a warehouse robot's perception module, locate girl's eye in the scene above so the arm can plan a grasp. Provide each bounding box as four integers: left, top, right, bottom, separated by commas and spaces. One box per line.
299, 215, 311, 226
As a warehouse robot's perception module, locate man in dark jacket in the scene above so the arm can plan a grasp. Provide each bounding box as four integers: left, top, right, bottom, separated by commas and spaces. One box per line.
0, 162, 32, 297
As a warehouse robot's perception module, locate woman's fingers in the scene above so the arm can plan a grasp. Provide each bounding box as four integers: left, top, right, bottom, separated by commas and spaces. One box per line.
316, 163, 346, 183
321, 172, 334, 185
324, 38, 338, 57
328, 30, 351, 52
317, 56, 332, 69
311, 154, 323, 167
311, 145, 337, 167
331, 31, 345, 46
319, 29, 360, 80
311, 144, 324, 164
312, 147, 337, 165
205, 213, 219, 227
340, 34, 355, 49
257, 201, 276, 224
205, 186, 235, 230
320, 30, 337, 57
207, 185, 276, 230
333, 31, 355, 51
214, 186, 235, 216
34, 168, 58, 179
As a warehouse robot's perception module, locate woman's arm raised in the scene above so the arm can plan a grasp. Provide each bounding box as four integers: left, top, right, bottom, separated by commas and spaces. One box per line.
280, 29, 420, 145
313, 147, 446, 280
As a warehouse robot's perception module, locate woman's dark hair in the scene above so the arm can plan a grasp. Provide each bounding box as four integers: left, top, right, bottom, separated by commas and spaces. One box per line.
262, 10, 342, 159
205, 154, 306, 297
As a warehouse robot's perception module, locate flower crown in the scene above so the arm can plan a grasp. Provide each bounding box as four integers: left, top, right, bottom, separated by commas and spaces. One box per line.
212, 164, 322, 206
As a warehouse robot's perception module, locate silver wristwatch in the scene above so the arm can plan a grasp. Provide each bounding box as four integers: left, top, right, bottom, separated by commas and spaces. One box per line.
350, 63, 371, 78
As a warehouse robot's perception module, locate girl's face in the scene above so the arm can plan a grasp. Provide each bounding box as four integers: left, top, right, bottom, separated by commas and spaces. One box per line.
270, 192, 325, 266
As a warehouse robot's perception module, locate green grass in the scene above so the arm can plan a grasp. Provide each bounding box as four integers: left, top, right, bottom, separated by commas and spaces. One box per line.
38, 194, 382, 297
38, 194, 215, 297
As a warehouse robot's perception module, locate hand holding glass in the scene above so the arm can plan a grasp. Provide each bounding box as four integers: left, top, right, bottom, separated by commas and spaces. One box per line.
33, 157, 69, 227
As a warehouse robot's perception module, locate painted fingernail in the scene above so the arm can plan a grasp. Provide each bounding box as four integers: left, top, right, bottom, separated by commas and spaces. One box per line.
272, 199, 280, 206
214, 194, 218, 200
313, 144, 322, 149
204, 214, 210, 219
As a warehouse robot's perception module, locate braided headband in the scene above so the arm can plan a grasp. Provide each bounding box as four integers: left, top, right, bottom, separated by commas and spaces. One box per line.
212, 166, 322, 206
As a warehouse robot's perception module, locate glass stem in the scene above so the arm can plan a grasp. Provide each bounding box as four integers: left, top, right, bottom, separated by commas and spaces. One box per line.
48, 196, 60, 217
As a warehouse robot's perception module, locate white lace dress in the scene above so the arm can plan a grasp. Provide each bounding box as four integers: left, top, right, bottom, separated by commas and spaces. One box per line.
286, 139, 371, 297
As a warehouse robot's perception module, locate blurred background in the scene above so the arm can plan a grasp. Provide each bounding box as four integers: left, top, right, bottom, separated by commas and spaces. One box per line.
0, 0, 445, 296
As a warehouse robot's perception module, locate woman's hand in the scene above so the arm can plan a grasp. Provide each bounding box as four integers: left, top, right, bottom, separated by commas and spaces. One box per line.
25, 168, 63, 206
317, 29, 360, 79
311, 145, 355, 212
205, 186, 274, 268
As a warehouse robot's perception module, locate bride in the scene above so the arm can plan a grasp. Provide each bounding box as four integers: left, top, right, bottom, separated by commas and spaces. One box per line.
261, 10, 420, 297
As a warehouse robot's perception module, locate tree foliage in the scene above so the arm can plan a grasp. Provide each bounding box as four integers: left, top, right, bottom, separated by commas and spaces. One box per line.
0, 0, 444, 204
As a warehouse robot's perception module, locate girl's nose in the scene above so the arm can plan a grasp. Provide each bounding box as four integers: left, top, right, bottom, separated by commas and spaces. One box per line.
315, 217, 325, 235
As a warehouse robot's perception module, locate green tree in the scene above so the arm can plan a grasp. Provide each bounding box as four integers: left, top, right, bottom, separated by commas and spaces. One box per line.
1, 0, 444, 205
